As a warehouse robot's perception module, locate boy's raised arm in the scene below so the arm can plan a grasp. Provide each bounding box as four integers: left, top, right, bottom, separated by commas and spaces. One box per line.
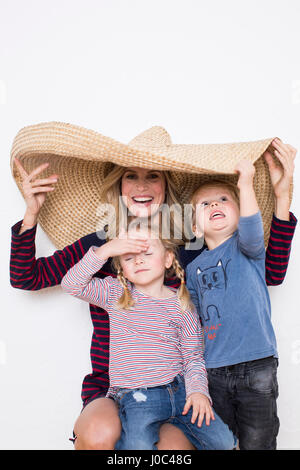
234, 160, 265, 258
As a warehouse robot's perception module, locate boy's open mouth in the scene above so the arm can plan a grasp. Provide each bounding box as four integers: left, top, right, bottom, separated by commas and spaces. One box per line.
209, 210, 225, 220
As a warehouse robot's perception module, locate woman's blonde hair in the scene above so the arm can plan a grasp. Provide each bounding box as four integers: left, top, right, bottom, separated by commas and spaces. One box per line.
111, 217, 194, 313
99, 164, 184, 242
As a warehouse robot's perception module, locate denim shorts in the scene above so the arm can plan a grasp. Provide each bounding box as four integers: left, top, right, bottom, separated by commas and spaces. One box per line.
112, 374, 236, 450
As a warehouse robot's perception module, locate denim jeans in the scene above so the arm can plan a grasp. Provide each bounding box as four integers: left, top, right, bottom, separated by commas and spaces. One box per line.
207, 356, 280, 450
113, 374, 236, 450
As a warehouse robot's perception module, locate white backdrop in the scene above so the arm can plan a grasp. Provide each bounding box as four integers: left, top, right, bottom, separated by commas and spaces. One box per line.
1, 0, 299, 450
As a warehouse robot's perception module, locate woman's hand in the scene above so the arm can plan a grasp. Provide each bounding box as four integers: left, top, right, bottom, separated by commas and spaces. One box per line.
95, 229, 150, 260
264, 139, 297, 220
182, 392, 215, 427
14, 158, 59, 217
264, 139, 296, 199
14, 158, 59, 233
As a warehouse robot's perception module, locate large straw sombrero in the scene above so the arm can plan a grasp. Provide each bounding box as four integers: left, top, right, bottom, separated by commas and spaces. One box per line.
10, 122, 292, 249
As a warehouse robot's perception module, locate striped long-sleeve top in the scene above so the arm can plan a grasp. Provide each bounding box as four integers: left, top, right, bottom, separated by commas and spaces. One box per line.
61, 246, 210, 399
9, 212, 297, 407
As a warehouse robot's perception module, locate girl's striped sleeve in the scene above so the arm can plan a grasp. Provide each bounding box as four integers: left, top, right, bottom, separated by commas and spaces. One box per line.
179, 309, 211, 401
10, 220, 105, 290
61, 247, 115, 308
265, 212, 297, 286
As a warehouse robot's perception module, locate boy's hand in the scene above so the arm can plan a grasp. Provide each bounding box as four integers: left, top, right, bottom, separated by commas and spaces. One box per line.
234, 159, 256, 188
182, 392, 215, 427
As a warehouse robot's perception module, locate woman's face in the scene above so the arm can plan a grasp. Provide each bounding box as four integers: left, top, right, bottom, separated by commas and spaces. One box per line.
121, 167, 166, 218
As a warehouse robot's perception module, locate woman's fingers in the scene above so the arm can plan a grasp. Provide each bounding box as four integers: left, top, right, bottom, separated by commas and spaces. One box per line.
26, 163, 50, 182
272, 139, 296, 161
31, 175, 58, 187
274, 151, 294, 176
272, 141, 294, 175
14, 158, 52, 184
30, 186, 56, 194
264, 150, 278, 169
14, 158, 28, 178
273, 139, 296, 156
285, 143, 297, 160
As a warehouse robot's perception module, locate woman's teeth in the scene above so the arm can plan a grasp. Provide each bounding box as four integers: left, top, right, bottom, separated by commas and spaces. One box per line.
132, 197, 154, 203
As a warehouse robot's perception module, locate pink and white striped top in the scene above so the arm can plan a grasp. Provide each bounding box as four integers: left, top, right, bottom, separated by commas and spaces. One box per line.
61, 247, 210, 400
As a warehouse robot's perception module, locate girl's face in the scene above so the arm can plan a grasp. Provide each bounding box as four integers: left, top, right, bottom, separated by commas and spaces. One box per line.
119, 232, 174, 287
121, 167, 166, 218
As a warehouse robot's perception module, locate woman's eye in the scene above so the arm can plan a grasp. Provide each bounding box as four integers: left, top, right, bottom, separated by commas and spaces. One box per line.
148, 173, 159, 179
201, 201, 208, 207
125, 174, 136, 179
145, 252, 153, 256
124, 257, 133, 261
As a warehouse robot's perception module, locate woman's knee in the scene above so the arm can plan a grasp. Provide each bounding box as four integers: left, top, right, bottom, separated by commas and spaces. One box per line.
75, 424, 119, 450
157, 423, 195, 450
74, 398, 121, 450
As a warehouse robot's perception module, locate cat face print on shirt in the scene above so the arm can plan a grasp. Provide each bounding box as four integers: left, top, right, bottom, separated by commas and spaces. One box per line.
196, 258, 231, 323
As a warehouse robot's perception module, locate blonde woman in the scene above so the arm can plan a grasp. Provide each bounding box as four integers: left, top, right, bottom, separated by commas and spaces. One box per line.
10, 138, 297, 449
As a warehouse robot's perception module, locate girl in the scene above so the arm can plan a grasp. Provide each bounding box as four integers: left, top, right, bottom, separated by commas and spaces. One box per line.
61, 222, 236, 450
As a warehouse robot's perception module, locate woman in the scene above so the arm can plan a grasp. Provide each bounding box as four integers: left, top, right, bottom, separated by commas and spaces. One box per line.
10, 138, 297, 449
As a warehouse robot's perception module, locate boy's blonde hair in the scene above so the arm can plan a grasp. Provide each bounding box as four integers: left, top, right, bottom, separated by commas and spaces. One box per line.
111, 216, 194, 313
190, 179, 240, 226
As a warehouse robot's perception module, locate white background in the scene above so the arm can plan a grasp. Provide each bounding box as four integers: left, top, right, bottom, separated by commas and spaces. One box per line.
1, 0, 300, 450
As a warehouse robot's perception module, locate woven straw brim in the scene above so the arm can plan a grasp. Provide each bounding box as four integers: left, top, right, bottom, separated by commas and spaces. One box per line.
11, 122, 293, 249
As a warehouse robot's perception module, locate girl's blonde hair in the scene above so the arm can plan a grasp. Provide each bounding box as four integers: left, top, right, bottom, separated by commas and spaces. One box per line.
99, 164, 184, 242
111, 217, 194, 313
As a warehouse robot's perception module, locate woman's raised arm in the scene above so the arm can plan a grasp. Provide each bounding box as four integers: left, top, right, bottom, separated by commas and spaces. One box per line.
10, 158, 108, 290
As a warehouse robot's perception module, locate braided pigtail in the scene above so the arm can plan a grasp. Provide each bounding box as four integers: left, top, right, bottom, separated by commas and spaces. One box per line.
116, 267, 135, 310
171, 257, 194, 312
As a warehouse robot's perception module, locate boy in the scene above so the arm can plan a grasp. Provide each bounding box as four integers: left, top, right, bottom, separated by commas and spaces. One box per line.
185, 160, 280, 450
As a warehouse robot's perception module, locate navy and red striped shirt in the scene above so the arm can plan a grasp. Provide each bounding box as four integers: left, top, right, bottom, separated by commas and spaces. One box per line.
10, 212, 297, 407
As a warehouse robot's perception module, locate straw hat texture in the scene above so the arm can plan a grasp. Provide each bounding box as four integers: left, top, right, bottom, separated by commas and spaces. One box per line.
10, 121, 292, 249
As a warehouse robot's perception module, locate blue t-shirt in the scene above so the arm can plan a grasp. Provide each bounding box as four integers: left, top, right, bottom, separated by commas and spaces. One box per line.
186, 211, 278, 369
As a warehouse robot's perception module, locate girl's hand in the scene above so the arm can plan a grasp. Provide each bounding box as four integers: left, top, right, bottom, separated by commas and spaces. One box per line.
182, 392, 215, 427
95, 229, 149, 260
14, 158, 59, 216
234, 159, 256, 188
263, 139, 296, 199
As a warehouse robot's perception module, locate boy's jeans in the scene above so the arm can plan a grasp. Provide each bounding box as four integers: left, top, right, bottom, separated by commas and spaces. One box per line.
207, 356, 279, 450
113, 374, 236, 450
